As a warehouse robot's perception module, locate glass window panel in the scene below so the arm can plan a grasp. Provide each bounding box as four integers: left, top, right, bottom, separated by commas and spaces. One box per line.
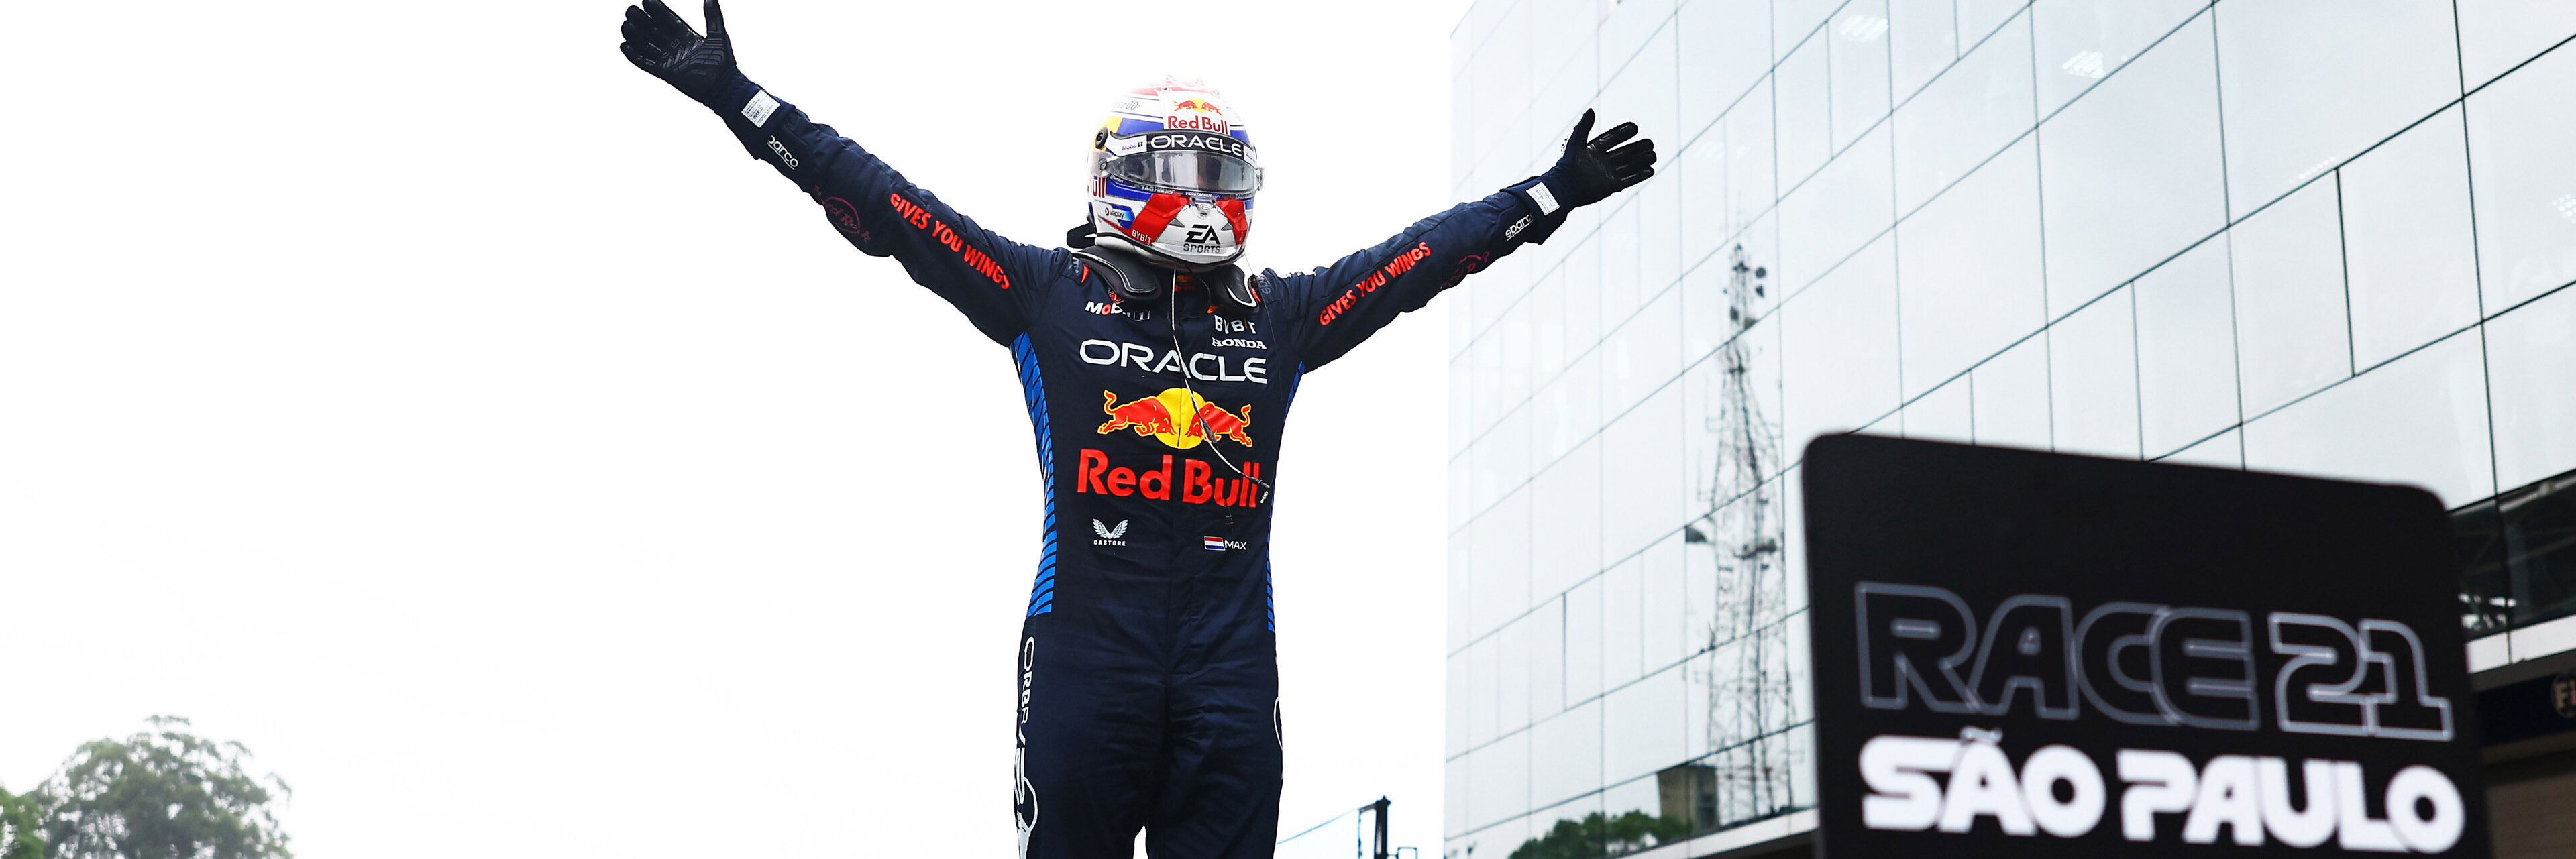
1955, 0, 2028, 48
1455, 816, 1533, 859
1601, 200, 1645, 327
1547, 351, 1603, 460
1602, 556, 1645, 690
1532, 699, 1604, 808
1678, 137, 1728, 275
1470, 635, 1500, 746
1775, 38, 1833, 188
2466, 43, 2576, 311
2038, 11, 2227, 313
2135, 234, 2242, 457
1605, 665, 1688, 786
1603, 385, 1686, 561
1678, 258, 1727, 363
2162, 426, 2245, 469
1599, 774, 1678, 855
1531, 0, 1600, 85
1625, 22, 1682, 145
1534, 595, 1568, 718
1446, 755, 1469, 838
1469, 732, 1532, 831
2029, 0, 2208, 115
1566, 236, 1604, 352
2049, 286, 2142, 459
1532, 270, 1569, 382
1782, 236, 1902, 456
1532, 445, 1603, 599
2487, 286, 2576, 490
1780, 125, 1895, 298
1641, 174, 1685, 296
1972, 331, 2053, 450
2243, 330, 2497, 507
1452, 529, 1474, 650
2340, 105, 2482, 369
2231, 180, 2353, 416
1890, 0, 1960, 102
1904, 378, 1974, 443
1471, 486, 1532, 638
1451, 443, 1472, 533
1604, 289, 1683, 413
1642, 534, 1686, 669
1449, 651, 1472, 758
1601, 0, 1676, 71
1894, 10, 2035, 215
1515, 793, 1607, 859
1775, 0, 1844, 62
1453, 54, 1477, 192
1451, 350, 1474, 460
1501, 289, 1536, 412
1723, 84, 1776, 237
2215, 0, 2461, 213
1678, 0, 1772, 139
1897, 137, 2047, 399
2456, 0, 2576, 89
1500, 614, 1535, 736
1566, 573, 1605, 704
1495, 406, 1534, 508
1469, 3, 1532, 175
1829, 0, 1894, 153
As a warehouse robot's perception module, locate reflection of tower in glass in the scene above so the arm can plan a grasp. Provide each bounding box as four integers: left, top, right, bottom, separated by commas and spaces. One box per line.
1682, 243, 1798, 832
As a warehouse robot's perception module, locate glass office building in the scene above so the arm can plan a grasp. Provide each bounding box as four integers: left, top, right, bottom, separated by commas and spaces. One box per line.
1444, 1, 2576, 856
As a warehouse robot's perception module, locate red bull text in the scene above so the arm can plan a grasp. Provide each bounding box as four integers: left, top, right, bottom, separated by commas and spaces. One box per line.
1075, 450, 1265, 507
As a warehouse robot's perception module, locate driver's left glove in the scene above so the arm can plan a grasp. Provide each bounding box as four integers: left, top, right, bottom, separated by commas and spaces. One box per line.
1504, 109, 1660, 245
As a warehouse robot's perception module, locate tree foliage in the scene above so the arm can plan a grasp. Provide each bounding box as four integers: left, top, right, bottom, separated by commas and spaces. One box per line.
0, 785, 46, 859
1507, 811, 1693, 859
32, 716, 292, 859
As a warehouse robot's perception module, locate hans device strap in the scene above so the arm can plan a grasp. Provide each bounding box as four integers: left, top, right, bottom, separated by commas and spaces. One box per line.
1074, 245, 1264, 322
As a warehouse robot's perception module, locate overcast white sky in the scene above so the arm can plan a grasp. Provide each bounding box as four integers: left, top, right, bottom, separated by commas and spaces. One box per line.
0, 1, 1489, 855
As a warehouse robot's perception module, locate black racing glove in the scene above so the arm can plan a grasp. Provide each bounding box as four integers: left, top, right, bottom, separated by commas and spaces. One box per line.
619, 0, 751, 109
1504, 109, 1659, 245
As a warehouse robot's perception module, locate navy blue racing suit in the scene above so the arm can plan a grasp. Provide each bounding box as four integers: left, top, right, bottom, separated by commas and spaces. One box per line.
706, 83, 1560, 859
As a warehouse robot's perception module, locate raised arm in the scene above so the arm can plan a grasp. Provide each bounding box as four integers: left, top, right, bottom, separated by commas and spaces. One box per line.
619, 0, 1057, 345
1269, 109, 1659, 369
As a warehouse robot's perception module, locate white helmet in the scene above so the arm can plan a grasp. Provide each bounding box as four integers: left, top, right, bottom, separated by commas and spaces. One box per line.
1081, 78, 1261, 272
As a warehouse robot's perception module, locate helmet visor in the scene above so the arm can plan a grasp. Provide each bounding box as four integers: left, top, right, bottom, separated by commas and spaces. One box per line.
1110, 150, 1260, 195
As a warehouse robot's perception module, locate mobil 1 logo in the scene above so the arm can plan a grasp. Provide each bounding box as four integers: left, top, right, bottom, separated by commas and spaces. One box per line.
1801, 435, 2487, 858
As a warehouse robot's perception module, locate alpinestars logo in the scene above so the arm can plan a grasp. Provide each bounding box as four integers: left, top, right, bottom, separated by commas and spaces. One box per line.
1092, 519, 1128, 546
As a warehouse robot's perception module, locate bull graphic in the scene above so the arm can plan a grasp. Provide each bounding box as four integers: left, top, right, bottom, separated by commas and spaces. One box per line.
1099, 391, 1177, 436
1185, 403, 1254, 447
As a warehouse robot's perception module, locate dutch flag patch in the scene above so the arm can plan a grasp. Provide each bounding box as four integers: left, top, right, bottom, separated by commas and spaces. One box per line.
1203, 536, 1228, 551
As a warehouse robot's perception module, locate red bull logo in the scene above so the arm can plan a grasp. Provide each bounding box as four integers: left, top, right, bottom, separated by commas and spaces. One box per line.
1166, 97, 1228, 133
1098, 388, 1254, 450
1076, 450, 1265, 508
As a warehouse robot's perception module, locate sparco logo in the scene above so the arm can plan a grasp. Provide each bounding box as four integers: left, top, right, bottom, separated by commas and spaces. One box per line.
765, 136, 798, 169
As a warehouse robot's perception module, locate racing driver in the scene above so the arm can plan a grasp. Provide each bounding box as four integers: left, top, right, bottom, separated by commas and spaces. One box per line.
619, 2, 1656, 856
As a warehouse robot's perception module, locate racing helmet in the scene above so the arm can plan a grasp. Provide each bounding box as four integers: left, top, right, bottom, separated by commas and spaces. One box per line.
1083, 78, 1260, 272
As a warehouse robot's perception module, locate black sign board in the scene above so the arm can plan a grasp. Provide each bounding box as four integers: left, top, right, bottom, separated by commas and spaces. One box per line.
1803, 435, 2487, 858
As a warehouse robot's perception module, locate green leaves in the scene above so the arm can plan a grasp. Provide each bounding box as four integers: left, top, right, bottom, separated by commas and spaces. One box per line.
29, 715, 292, 859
